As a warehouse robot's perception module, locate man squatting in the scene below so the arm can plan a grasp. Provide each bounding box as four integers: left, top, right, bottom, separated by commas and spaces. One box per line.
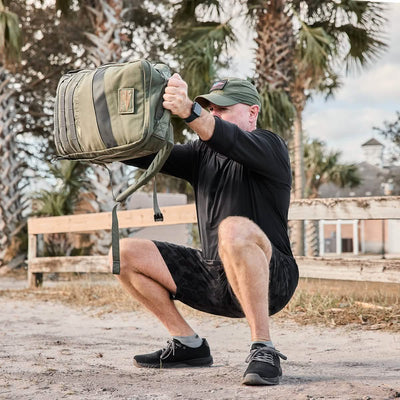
110, 73, 299, 386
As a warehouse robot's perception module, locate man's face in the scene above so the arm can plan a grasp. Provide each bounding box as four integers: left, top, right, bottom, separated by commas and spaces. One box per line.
208, 103, 258, 131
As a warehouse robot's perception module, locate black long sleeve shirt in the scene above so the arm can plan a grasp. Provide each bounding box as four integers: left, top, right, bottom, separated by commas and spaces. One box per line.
124, 117, 293, 260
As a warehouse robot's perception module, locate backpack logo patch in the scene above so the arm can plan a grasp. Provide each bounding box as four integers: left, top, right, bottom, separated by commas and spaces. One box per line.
118, 88, 135, 114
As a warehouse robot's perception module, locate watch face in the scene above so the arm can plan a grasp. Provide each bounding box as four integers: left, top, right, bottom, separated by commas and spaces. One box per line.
193, 101, 202, 117
184, 102, 202, 122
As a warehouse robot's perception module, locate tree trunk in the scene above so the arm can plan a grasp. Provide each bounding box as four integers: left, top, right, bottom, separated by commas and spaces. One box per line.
253, 1, 300, 254
0, 67, 26, 267
293, 108, 304, 199
292, 107, 305, 255
305, 220, 319, 256
254, 0, 295, 92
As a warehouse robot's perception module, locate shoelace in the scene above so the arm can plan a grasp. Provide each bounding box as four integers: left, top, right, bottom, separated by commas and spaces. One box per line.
160, 339, 181, 361
245, 347, 287, 366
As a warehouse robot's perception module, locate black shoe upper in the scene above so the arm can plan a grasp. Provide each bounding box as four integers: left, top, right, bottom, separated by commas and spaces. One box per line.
134, 338, 212, 368
243, 344, 287, 382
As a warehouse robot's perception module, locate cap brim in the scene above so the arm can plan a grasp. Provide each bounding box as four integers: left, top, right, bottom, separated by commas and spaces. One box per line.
194, 93, 238, 108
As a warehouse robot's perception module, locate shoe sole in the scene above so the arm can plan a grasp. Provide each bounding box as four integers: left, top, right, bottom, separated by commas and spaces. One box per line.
133, 356, 213, 369
241, 373, 280, 386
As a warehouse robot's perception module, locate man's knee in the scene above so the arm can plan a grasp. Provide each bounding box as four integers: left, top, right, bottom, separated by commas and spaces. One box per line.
108, 238, 155, 276
218, 216, 271, 256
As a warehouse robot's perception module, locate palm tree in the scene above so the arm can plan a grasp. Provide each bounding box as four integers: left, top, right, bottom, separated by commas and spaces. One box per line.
303, 138, 361, 255
304, 139, 360, 199
0, 0, 25, 268
247, 0, 296, 138
246, 0, 387, 255
291, 1, 386, 193
32, 161, 92, 256
170, 0, 295, 138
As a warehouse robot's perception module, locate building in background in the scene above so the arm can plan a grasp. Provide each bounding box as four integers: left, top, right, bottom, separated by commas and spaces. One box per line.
318, 138, 400, 256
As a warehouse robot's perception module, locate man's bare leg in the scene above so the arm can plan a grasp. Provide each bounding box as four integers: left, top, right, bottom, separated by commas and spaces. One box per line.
218, 216, 272, 341
218, 216, 287, 385
110, 238, 194, 336
110, 238, 213, 369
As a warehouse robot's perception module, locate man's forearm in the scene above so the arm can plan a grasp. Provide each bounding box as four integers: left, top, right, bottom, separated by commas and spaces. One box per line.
186, 106, 215, 142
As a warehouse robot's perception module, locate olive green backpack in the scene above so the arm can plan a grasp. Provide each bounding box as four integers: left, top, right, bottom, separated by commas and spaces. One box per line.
54, 59, 174, 274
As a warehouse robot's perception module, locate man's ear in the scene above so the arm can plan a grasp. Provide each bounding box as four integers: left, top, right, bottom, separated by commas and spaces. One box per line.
249, 105, 260, 123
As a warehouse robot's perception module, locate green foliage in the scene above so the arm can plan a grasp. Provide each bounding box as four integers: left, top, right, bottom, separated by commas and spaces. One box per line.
258, 87, 295, 140
296, 19, 333, 89
32, 161, 90, 217
55, 0, 73, 15
291, 0, 387, 95
31, 161, 92, 257
304, 138, 361, 198
0, 1, 22, 64
374, 111, 400, 150
171, 1, 235, 99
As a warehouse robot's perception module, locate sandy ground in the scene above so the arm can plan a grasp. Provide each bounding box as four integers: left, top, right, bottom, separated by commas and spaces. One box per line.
1, 289, 400, 399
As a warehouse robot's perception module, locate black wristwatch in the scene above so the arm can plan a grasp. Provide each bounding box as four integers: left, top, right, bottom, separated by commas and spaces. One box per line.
184, 101, 202, 123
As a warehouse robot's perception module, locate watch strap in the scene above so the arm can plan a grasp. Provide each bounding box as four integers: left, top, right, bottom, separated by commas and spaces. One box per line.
184, 102, 202, 123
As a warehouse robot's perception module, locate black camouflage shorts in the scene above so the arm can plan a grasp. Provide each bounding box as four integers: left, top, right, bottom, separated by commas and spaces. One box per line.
153, 241, 299, 318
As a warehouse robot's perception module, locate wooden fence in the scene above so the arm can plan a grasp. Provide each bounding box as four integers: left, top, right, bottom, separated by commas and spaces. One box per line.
27, 196, 400, 287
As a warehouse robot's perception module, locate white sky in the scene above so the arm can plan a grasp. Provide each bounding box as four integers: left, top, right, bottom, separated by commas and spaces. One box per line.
226, 2, 400, 163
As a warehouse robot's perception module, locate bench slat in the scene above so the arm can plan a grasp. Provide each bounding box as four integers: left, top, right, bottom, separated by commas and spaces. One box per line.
296, 256, 400, 283
28, 255, 400, 283
28, 196, 400, 235
28, 204, 198, 234
29, 256, 109, 273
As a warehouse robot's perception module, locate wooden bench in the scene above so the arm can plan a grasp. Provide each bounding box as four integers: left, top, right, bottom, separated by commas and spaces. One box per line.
27, 196, 400, 287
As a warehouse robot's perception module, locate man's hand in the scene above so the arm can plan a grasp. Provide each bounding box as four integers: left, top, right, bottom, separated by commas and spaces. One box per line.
163, 73, 215, 141
163, 73, 193, 119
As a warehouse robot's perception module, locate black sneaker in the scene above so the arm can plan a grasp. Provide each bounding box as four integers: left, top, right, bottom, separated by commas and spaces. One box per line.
242, 344, 287, 386
133, 338, 213, 368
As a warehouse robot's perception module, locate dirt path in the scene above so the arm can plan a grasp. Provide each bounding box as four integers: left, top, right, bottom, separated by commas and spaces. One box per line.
1, 297, 399, 400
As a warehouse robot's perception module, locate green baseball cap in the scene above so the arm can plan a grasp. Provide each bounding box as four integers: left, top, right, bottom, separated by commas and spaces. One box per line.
195, 78, 261, 109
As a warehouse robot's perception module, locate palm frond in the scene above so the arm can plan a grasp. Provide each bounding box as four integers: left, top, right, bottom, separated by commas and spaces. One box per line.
296, 19, 333, 80
173, 0, 223, 25
174, 20, 236, 97
0, 6, 22, 63
317, 69, 341, 100
177, 20, 236, 53
55, 0, 73, 16
32, 190, 71, 217
373, 111, 400, 148
304, 139, 361, 197
32, 161, 91, 217
333, 0, 387, 28
258, 87, 295, 140
245, 0, 265, 17
179, 41, 217, 97
296, 0, 388, 73
329, 164, 361, 188
337, 24, 387, 71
